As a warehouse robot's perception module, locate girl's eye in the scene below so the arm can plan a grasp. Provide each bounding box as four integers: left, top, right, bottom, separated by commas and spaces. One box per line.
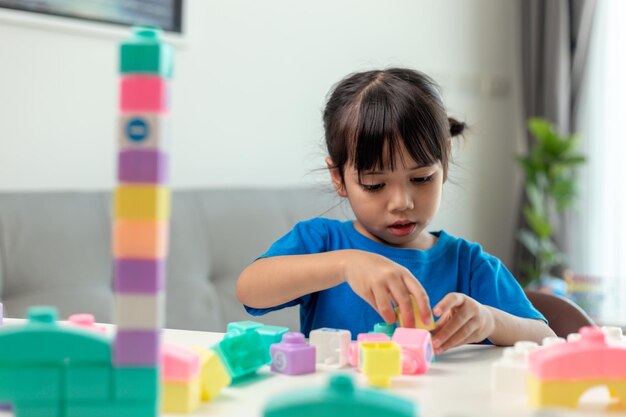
411, 175, 433, 184
361, 183, 385, 192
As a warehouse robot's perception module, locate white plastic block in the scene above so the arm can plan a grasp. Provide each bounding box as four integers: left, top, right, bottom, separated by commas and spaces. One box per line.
491, 341, 539, 396
119, 113, 170, 150
308, 328, 351, 367
115, 293, 164, 330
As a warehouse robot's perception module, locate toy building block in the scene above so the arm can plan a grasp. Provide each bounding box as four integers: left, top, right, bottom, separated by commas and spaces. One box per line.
391, 328, 434, 375
370, 322, 395, 337
0, 302, 3, 325
566, 333, 582, 342
113, 219, 168, 259
541, 336, 566, 347
308, 328, 351, 367
394, 295, 435, 331
348, 333, 390, 368
118, 149, 169, 183
258, 325, 290, 351
115, 293, 164, 329
113, 367, 159, 401
120, 75, 169, 113
64, 313, 108, 334
212, 329, 271, 381
114, 329, 161, 366
360, 341, 402, 388
226, 320, 264, 334
120, 27, 174, 78
161, 344, 202, 413
115, 185, 170, 220
114, 259, 165, 294
162, 378, 200, 414
602, 326, 626, 346
162, 343, 200, 381
263, 373, 417, 417
490, 340, 538, 396
528, 326, 626, 409
270, 332, 316, 375
191, 347, 231, 401
119, 113, 170, 150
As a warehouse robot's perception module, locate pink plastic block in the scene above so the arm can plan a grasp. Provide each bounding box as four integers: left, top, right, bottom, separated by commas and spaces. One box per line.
114, 259, 165, 294
528, 326, 626, 381
391, 328, 433, 374
348, 333, 390, 367
114, 329, 161, 366
65, 314, 107, 334
118, 149, 168, 183
270, 332, 316, 375
120, 75, 169, 112
162, 343, 200, 381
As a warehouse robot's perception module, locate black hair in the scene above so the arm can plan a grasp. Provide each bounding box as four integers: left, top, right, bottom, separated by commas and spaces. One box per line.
323, 68, 465, 183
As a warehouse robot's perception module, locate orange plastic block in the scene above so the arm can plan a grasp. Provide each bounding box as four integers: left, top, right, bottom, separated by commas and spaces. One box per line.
115, 185, 170, 221
113, 220, 168, 259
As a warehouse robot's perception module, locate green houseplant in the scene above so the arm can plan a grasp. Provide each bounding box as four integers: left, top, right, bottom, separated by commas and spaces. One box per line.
515, 118, 586, 288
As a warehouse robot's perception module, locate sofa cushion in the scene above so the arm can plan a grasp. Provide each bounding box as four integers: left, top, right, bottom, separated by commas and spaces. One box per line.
0, 188, 351, 331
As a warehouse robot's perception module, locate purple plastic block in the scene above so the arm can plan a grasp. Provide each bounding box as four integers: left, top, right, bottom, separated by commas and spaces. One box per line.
114, 259, 165, 294
270, 332, 316, 375
118, 149, 168, 183
114, 329, 161, 366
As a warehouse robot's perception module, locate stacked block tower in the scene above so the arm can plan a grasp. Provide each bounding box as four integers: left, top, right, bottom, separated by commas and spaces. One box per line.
113, 24, 173, 405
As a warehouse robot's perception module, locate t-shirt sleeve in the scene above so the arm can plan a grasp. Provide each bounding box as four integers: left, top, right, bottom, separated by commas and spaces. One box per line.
244, 219, 329, 317
469, 248, 546, 323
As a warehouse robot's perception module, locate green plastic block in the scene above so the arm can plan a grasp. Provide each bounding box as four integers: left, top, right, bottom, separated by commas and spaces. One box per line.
65, 400, 158, 417
257, 325, 289, 350
120, 26, 173, 78
0, 306, 111, 364
370, 322, 396, 338
0, 366, 61, 402
263, 374, 417, 417
66, 365, 112, 400
212, 330, 270, 381
226, 320, 263, 335
113, 367, 159, 401
13, 401, 61, 417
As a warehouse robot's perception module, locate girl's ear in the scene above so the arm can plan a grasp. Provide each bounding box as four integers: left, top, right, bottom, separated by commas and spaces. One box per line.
326, 157, 348, 197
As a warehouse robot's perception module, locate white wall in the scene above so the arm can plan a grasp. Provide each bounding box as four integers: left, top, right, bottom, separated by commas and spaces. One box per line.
0, 0, 524, 266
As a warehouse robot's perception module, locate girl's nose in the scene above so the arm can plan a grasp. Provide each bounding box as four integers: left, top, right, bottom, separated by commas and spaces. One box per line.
388, 185, 414, 212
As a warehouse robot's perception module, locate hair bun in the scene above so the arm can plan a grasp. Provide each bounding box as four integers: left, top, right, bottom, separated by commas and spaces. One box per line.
448, 117, 466, 137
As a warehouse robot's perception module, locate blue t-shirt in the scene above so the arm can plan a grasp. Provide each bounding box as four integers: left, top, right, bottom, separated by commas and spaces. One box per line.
245, 218, 544, 337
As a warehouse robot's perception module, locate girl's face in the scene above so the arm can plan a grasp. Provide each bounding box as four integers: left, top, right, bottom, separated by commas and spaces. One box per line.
328, 145, 444, 249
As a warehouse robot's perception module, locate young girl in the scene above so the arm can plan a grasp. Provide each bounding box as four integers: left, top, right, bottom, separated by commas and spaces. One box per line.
236, 68, 555, 354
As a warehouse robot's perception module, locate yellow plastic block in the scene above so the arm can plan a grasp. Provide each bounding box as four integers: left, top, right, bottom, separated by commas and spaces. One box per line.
528, 375, 626, 410
395, 295, 435, 331
161, 376, 201, 414
360, 341, 401, 388
115, 185, 170, 220
113, 219, 168, 258
192, 347, 231, 401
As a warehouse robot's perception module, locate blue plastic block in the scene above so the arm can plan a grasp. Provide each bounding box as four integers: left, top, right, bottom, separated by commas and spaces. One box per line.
263, 374, 417, 417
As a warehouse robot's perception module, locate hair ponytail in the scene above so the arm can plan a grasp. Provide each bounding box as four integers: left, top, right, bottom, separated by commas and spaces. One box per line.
449, 117, 466, 137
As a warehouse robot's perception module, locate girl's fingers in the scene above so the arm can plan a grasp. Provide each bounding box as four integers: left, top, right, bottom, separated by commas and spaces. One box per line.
388, 280, 414, 328
403, 275, 432, 327
433, 292, 464, 318
372, 285, 397, 324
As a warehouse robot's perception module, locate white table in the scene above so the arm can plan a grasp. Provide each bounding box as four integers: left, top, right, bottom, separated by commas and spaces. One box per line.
0, 321, 615, 417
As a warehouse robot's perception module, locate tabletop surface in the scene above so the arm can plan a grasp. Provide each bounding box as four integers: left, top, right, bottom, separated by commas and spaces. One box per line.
0, 320, 618, 417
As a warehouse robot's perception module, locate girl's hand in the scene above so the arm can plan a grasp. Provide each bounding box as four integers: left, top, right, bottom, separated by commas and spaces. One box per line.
340, 249, 432, 328
431, 293, 495, 354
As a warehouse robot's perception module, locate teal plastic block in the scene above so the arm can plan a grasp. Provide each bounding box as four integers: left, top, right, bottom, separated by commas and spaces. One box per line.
0, 366, 61, 402
13, 401, 61, 417
65, 400, 157, 417
120, 26, 173, 78
263, 374, 417, 417
113, 367, 159, 401
226, 320, 263, 335
212, 330, 271, 381
66, 365, 112, 400
0, 306, 111, 364
370, 322, 396, 338
257, 325, 289, 350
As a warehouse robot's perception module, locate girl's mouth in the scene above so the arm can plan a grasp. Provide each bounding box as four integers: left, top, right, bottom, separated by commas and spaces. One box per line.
388, 222, 416, 237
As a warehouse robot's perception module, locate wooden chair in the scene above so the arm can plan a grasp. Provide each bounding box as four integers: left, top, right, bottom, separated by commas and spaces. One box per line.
524, 289, 596, 338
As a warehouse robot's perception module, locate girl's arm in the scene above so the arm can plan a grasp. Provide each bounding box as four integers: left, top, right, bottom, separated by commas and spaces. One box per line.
485, 306, 556, 346
236, 249, 432, 327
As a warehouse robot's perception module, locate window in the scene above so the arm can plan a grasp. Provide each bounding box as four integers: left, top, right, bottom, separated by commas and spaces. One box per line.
575, 0, 626, 326
0, 0, 183, 33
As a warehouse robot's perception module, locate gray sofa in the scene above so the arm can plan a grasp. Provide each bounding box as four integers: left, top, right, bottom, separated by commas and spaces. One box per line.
0, 188, 351, 332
